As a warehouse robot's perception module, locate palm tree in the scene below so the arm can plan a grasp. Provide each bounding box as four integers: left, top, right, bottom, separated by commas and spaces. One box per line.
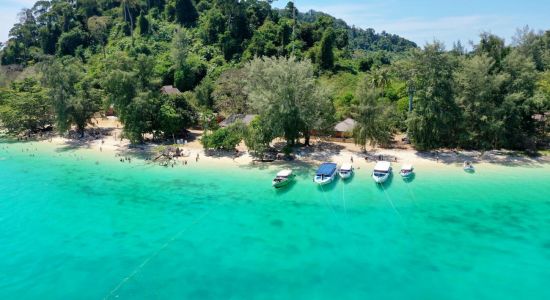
369, 67, 390, 95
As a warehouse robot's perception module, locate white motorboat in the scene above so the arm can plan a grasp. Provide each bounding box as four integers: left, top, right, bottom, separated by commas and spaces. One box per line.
399, 164, 414, 178
314, 163, 337, 185
372, 161, 392, 183
463, 161, 475, 172
338, 163, 354, 179
272, 169, 295, 188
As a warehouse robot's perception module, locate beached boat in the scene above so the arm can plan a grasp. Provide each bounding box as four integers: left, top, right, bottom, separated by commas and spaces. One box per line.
372, 161, 392, 183
314, 163, 337, 185
272, 169, 295, 188
399, 164, 414, 178
338, 163, 354, 179
463, 161, 475, 172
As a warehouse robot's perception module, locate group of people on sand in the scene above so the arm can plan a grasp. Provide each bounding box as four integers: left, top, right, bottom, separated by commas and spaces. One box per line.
363, 154, 398, 162
160, 153, 199, 168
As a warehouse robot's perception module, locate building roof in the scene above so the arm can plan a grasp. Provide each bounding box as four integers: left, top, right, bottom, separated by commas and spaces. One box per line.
160, 85, 182, 95
316, 163, 337, 176
401, 164, 413, 171
277, 169, 293, 177
374, 161, 391, 172
533, 112, 549, 122
219, 114, 257, 127
340, 163, 353, 171
334, 118, 356, 132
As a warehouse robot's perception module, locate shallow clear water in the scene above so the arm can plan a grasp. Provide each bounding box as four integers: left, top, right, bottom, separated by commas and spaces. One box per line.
1, 141, 550, 300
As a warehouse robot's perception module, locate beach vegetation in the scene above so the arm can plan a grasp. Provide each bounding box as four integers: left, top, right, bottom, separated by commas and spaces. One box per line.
201, 121, 245, 151
244, 116, 274, 158
0, 78, 52, 133
244, 56, 333, 146
0, 1, 548, 151
352, 85, 393, 148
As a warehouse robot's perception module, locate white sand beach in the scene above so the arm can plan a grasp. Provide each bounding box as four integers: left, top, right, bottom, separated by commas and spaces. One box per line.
20, 117, 546, 172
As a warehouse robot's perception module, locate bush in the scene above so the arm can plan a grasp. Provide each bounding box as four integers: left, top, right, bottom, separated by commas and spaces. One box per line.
57, 27, 88, 56
201, 122, 244, 150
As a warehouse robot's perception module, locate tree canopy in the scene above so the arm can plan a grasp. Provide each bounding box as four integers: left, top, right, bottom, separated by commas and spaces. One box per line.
0, 1, 548, 151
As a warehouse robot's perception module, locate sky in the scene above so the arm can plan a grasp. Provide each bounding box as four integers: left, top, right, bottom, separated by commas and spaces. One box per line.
1, 0, 550, 49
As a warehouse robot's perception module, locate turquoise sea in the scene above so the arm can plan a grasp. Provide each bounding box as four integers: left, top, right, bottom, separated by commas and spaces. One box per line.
1, 141, 550, 300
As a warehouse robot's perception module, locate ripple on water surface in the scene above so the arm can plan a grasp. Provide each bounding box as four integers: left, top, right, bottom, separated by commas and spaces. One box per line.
0, 141, 550, 300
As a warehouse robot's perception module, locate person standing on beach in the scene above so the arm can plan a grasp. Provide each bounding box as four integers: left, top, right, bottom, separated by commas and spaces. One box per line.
196, 153, 199, 162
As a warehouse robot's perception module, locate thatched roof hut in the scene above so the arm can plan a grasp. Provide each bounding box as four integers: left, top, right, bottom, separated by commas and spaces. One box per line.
334, 118, 356, 132
219, 114, 257, 127
160, 85, 182, 95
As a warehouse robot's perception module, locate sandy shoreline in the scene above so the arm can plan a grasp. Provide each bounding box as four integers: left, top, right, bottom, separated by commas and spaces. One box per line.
4, 132, 549, 174
2, 117, 549, 171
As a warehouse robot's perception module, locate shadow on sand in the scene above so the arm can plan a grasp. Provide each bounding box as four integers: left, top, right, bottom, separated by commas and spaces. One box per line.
415, 149, 548, 168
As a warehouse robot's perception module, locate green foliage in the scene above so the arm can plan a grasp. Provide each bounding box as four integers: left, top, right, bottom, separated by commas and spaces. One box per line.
87, 16, 111, 56
244, 116, 273, 157
244, 56, 334, 145
194, 76, 214, 108
213, 68, 249, 114
244, 19, 279, 59
454, 54, 507, 149
137, 11, 150, 35
0, 0, 546, 152
40, 57, 99, 135
57, 27, 88, 56
159, 94, 198, 142
352, 83, 393, 148
174, 54, 207, 92
175, 0, 198, 27
0, 78, 52, 133
201, 122, 244, 150
123, 91, 160, 143
318, 28, 336, 70
406, 43, 461, 150
319, 72, 361, 119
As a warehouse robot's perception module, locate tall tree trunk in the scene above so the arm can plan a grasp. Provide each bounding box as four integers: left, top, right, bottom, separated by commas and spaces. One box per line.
304, 129, 311, 146
128, 6, 134, 46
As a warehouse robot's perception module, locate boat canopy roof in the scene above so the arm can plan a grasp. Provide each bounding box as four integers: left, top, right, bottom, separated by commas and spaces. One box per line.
374, 161, 391, 172
316, 163, 337, 176
277, 169, 293, 177
401, 164, 413, 171
340, 163, 353, 171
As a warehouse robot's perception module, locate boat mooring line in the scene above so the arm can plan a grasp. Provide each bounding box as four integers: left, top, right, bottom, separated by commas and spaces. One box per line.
342, 182, 348, 215
319, 181, 366, 256
103, 208, 216, 300
319, 183, 340, 220
379, 181, 407, 227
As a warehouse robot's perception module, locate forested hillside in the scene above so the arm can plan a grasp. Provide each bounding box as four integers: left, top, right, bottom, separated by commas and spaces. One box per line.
0, 0, 549, 152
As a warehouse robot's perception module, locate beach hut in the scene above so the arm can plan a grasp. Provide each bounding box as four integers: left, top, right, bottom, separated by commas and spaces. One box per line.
333, 118, 356, 138
219, 114, 257, 127
160, 85, 182, 95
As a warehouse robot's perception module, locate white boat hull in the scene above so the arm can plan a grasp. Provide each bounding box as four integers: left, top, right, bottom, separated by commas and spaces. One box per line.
314, 173, 336, 185
272, 179, 291, 188
400, 171, 413, 178
372, 172, 390, 183
338, 170, 353, 179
